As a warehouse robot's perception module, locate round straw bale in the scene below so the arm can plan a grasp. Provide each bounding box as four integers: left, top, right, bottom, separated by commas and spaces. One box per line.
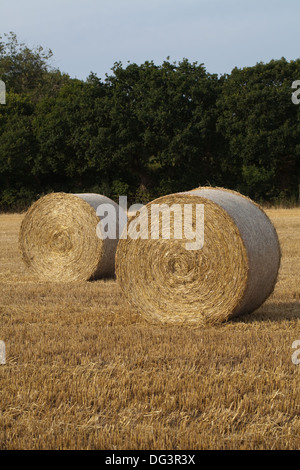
19, 192, 126, 281
115, 187, 281, 325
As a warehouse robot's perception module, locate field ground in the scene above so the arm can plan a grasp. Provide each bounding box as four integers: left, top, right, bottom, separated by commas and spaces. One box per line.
0, 209, 299, 450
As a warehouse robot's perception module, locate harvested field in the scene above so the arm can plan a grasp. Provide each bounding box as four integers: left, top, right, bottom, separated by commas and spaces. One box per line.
0, 209, 299, 450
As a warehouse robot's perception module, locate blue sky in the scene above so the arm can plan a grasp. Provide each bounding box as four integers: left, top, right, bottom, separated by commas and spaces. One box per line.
1, 0, 299, 80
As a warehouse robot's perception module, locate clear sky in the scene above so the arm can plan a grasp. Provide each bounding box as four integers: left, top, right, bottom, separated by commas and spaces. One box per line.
1, 0, 299, 80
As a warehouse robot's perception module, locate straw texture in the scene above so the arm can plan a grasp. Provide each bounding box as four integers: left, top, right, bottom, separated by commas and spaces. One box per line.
116, 187, 281, 325
19, 192, 126, 281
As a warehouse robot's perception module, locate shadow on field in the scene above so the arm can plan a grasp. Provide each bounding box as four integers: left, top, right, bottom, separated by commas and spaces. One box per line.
232, 301, 300, 324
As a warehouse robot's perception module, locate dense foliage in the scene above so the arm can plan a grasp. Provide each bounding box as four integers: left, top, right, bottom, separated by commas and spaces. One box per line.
0, 33, 299, 210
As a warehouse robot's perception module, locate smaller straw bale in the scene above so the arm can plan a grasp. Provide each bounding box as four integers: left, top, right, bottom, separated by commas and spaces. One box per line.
19, 192, 126, 281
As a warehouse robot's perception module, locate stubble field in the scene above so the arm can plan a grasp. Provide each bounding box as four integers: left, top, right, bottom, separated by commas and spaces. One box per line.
0, 209, 299, 450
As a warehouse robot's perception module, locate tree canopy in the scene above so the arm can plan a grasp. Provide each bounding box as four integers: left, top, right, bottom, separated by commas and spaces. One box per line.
0, 33, 299, 210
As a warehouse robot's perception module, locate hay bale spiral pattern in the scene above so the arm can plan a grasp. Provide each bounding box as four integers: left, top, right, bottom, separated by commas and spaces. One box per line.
19, 192, 125, 281
116, 187, 281, 325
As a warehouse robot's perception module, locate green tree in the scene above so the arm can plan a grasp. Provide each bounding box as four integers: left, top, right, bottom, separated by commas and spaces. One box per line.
0, 32, 69, 101
217, 58, 300, 202
0, 92, 38, 209
104, 59, 223, 201
33, 76, 110, 194
0, 33, 72, 209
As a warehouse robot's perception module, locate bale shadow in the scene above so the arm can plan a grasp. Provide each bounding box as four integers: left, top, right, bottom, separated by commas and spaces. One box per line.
231, 301, 300, 324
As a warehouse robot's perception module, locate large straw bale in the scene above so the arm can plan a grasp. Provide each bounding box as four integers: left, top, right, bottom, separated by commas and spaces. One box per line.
19, 192, 126, 281
116, 187, 281, 325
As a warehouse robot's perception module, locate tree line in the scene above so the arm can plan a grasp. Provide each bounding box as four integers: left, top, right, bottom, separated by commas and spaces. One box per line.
0, 32, 299, 211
